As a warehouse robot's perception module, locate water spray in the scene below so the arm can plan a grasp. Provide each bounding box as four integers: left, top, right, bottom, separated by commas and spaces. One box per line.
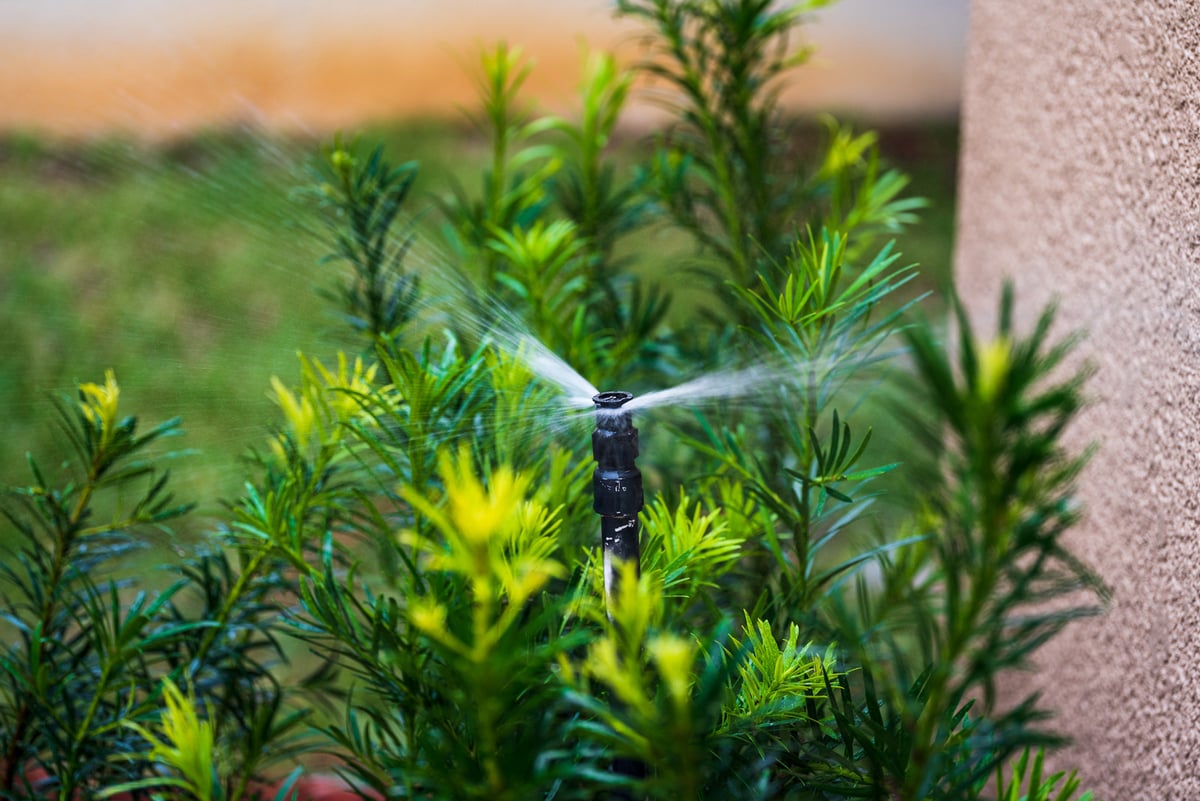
591, 391, 643, 611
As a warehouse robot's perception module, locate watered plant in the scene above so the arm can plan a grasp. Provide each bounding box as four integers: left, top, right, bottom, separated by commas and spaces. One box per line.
2, 1, 1108, 800
303, 133, 421, 347
617, 0, 920, 315
0, 373, 316, 800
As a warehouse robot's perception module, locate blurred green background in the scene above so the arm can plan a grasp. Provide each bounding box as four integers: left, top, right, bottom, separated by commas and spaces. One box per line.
0, 118, 958, 524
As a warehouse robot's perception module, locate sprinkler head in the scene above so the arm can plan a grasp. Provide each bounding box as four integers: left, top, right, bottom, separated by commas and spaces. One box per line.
592, 390, 633, 409
591, 390, 641, 517
593, 391, 635, 434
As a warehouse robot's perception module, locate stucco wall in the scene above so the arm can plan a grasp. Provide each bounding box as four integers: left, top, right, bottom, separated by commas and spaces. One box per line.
956, 2, 1200, 796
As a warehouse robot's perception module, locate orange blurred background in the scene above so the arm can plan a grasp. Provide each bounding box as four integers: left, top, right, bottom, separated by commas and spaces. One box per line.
0, 0, 968, 137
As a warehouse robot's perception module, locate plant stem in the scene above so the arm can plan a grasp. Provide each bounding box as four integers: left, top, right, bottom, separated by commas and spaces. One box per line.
3, 470, 95, 793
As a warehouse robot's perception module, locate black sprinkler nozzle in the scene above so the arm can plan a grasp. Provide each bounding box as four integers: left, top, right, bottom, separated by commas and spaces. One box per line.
591, 391, 643, 607
593, 390, 634, 408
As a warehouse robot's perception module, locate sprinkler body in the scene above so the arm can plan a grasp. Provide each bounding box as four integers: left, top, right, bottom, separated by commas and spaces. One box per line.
591, 391, 643, 607
591, 391, 647, 796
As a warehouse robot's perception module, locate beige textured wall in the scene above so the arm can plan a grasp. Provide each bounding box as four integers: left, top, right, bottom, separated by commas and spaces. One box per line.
956, 2, 1200, 796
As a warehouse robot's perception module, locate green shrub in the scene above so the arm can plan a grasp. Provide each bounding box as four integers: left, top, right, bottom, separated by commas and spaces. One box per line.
0, 2, 1104, 799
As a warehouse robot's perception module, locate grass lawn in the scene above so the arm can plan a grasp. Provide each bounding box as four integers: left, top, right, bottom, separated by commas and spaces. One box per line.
0, 116, 959, 530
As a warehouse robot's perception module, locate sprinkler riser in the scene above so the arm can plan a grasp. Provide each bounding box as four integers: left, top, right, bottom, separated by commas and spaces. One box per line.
591, 390, 647, 796
591, 392, 643, 606
591, 426, 642, 516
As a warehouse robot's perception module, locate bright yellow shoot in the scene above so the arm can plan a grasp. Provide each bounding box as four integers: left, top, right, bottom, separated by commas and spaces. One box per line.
439, 446, 531, 546
269, 376, 317, 450
79, 369, 120, 450
120, 677, 219, 801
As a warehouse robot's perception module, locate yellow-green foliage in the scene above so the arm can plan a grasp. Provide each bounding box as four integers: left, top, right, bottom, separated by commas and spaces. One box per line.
640, 491, 747, 600
722, 614, 839, 731
268, 351, 382, 458
110, 679, 220, 801
403, 446, 565, 655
